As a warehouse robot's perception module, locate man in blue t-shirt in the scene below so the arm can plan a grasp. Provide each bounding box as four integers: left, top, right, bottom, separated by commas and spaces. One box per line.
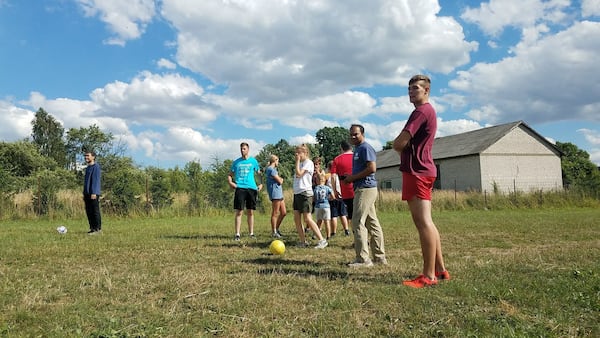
228, 142, 263, 241
343, 124, 386, 268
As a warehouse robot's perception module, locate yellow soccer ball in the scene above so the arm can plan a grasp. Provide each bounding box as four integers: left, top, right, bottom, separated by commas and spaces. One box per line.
269, 240, 285, 255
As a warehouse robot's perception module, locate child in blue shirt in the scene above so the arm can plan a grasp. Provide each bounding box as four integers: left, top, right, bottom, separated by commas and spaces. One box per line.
313, 173, 335, 239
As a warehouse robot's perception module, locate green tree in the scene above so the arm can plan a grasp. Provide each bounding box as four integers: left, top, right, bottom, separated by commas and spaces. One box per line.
99, 155, 139, 195
106, 166, 145, 216
206, 157, 234, 209
556, 141, 600, 196
0, 166, 17, 193
30, 108, 67, 168
383, 140, 394, 150
0, 166, 19, 219
185, 161, 207, 214
168, 166, 188, 193
0, 141, 56, 177
65, 125, 113, 168
146, 167, 174, 211
30, 169, 75, 216
315, 126, 349, 165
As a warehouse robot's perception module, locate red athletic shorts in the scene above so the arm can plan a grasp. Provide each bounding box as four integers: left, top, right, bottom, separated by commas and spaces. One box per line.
402, 172, 435, 201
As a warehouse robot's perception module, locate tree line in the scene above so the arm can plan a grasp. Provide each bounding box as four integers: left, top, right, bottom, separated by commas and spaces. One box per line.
1, 108, 598, 218
0, 108, 353, 217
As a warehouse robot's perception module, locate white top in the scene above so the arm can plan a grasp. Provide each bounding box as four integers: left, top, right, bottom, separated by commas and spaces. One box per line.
328, 173, 341, 198
293, 159, 314, 195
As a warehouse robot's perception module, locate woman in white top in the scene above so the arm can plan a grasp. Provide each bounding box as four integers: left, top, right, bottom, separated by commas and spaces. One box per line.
292, 144, 328, 249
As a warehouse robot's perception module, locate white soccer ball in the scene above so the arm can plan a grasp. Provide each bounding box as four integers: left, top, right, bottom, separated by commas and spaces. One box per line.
56, 225, 67, 234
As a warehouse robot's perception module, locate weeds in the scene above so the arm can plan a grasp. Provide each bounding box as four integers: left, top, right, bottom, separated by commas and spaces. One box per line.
3, 188, 599, 221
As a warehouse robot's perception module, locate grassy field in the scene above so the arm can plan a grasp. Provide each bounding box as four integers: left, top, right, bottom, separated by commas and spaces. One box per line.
1, 208, 598, 337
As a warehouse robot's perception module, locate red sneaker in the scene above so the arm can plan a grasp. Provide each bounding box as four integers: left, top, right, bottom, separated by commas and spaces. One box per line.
436, 270, 451, 281
402, 274, 438, 288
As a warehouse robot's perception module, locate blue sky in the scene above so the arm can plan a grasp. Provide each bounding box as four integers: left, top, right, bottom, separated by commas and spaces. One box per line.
1, 0, 599, 168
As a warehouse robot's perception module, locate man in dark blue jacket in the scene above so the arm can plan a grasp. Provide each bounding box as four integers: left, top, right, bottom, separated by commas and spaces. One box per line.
83, 150, 102, 234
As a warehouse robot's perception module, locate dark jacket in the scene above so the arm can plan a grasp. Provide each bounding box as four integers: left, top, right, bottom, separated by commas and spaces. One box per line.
83, 163, 101, 196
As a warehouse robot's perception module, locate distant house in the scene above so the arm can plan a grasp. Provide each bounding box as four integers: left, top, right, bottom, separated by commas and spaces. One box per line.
68, 161, 88, 172
376, 121, 563, 193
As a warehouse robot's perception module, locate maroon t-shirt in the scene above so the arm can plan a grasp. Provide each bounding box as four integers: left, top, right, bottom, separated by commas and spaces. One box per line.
400, 102, 437, 177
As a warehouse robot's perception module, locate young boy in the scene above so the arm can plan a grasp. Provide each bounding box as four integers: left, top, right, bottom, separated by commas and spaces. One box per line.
313, 173, 335, 239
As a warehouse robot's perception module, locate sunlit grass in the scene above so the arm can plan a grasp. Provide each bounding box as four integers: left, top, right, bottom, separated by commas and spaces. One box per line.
1, 208, 598, 337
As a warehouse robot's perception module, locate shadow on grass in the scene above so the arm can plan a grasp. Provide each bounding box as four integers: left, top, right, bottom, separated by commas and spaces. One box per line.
242, 257, 395, 283
222, 241, 354, 250
164, 236, 351, 250
161, 234, 232, 240
244, 257, 324, 266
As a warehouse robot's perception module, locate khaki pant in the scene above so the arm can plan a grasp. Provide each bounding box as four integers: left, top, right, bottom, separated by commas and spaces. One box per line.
352, 187, 385, 263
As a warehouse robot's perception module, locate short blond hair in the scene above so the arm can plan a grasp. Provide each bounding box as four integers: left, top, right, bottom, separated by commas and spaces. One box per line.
318, 173, 327, 183
269, 154, 278, 164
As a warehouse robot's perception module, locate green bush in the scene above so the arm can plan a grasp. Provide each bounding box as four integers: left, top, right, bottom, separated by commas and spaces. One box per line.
30, 169, 75, 217
105, 168, 145, 216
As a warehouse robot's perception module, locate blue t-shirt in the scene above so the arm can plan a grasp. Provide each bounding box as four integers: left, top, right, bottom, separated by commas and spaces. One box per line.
313, 184, 333, 208
230, 157, 260, 190
265, 166, 283, 200
352, 141, 378, 189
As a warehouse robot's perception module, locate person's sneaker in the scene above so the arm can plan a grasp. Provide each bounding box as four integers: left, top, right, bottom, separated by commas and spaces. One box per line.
402, 275, 438, 288
348, 260, 374, 268
344, 229, 350, 236
436, 270, 451, 280
276, 229, 283, 237
234, 234, 241, 241
87, 230, 98, 235
249, 233, 256, 239
272, 232, 282, 238
296, 241, 309, 248
314, 239, 328, 249
330, 232, 336, 238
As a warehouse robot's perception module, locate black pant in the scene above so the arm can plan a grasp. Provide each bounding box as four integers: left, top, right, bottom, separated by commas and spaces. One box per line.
84, 196, 102, 231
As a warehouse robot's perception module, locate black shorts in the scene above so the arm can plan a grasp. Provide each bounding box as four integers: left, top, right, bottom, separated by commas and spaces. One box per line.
293, 193, 313, 213
330, 199, 348, 218
233, 188, 258, 210
343, 198, 354, 220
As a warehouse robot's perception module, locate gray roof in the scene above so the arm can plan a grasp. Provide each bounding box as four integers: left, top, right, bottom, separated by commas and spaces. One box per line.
377, 120, 561, 169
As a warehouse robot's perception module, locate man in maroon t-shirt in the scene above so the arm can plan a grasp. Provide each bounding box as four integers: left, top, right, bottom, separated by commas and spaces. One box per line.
393, 74, 449, 288
331, 140, 354, 234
